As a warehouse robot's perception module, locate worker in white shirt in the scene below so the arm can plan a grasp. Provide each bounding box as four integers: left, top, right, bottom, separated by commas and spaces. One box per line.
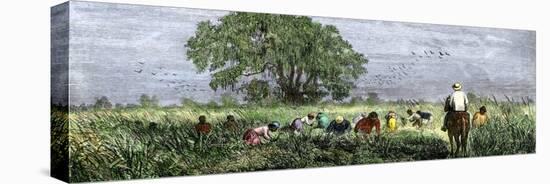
290, 112, 316, 133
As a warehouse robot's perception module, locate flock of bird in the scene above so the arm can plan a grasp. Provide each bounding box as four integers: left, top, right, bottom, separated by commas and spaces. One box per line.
361, 63, 412, 86
133, 61, 207, 92
131, 49, 453, 91
362, 49, 452, 87
411, 49, 451, 61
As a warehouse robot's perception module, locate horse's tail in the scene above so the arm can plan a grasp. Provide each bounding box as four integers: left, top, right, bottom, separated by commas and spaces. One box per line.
462, 116, 468, 136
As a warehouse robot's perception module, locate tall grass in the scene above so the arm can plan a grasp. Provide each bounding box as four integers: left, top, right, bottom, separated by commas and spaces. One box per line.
468, 98, 536, 156
51, 106, 69, 181
51, 100, 535, 182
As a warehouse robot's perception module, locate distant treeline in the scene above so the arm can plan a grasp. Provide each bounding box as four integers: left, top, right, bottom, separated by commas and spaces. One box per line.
65, 92, 534, 111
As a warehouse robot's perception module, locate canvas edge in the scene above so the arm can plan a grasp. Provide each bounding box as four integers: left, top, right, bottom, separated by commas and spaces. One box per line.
51, 1, 71, 183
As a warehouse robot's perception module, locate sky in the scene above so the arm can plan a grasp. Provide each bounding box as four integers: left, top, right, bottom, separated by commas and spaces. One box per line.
51, 1, 536, 105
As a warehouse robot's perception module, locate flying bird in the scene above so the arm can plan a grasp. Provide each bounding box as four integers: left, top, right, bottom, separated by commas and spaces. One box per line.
137, 61, 145, 65
439, 51, 444, 56
445, 52, 451, 56
429, 50, 434, 54
151, 72, 157, 75
411, 51, 416, 55
134, 69, 143, 73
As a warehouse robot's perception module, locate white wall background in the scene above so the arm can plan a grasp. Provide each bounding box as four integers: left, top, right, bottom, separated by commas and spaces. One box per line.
0, 0, 547, 183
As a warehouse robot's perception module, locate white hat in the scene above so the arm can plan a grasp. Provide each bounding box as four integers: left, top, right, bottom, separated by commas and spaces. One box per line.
452, 83, 462, 91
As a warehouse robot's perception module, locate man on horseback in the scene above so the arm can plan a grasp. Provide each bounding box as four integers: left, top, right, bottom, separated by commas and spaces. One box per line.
441, 82, 469, 132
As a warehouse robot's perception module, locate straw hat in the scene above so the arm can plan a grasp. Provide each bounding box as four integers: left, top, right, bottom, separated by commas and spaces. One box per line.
452, 82, 462, 91
307, 112, 316, 119
335, 116, 344, 124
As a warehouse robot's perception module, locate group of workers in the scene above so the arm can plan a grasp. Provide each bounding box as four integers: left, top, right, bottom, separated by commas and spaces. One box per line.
193, 83, 489, 146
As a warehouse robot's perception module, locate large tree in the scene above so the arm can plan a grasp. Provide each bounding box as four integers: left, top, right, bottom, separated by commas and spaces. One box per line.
186, 12, 368, 103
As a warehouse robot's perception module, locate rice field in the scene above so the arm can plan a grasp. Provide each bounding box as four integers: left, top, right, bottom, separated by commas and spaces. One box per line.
51, 99, 535, 182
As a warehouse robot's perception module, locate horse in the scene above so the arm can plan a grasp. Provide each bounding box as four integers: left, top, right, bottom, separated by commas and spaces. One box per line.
447, 111, 470, 157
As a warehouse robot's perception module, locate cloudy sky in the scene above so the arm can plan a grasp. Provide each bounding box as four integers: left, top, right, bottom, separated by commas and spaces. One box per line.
52, 1, 535, 105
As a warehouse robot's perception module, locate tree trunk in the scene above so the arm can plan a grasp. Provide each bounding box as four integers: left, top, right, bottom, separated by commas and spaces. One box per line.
283, 89, 303, 104
275, 61, 309, 104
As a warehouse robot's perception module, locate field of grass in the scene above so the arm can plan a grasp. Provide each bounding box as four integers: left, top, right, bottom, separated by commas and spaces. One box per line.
51, 99, 535, 182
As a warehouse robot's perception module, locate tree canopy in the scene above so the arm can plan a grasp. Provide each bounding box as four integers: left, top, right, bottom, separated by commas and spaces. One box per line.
186, 12, 368, 103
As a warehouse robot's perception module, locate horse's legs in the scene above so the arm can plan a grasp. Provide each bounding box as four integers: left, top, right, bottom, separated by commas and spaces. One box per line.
454, 135, 461, 157
448, 133, 454, 157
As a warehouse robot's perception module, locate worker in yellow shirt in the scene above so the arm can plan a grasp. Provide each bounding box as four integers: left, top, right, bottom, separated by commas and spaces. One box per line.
386, 111, 398, 132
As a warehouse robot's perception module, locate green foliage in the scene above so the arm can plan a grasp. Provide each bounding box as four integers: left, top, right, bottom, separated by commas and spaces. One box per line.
51, 105, 69, 182
206, 101, 219, 108
468, 100, 536, 156
366, 92, 381, 105
93, 96, 112, 109
243, 79, 270, 103
221, 94, 240, 107
348, 96, 364, 106
139, 94, 159, 108
57, 101, 535, 182
186, 12, 368, 103
181, 98, 200, 108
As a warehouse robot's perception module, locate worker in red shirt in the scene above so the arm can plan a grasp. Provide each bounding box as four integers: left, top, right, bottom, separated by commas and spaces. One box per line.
243, 121, 280, 145
195, 115, 212, 135
355, 111, 381, 136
